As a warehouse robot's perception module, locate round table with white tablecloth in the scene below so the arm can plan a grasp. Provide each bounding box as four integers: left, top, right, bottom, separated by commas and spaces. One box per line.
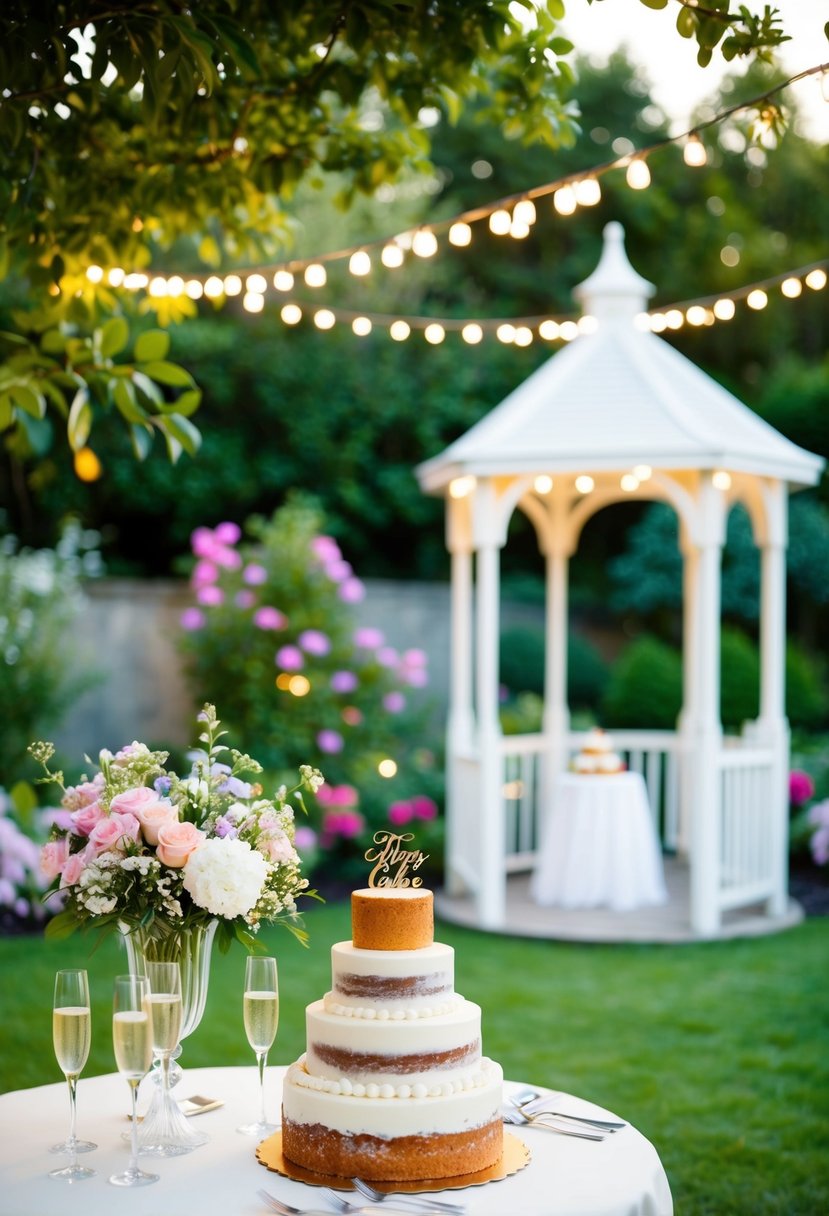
0, 1067, 672, 1216
531, 771, 668, 911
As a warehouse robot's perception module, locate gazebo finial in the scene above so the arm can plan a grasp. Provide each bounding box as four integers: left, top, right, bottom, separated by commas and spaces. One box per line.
573, 221, 655, 322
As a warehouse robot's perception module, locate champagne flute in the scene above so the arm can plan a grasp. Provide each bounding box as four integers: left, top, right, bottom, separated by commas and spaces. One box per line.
237, 956, 279, 1137
143, 960, 184, 1154
49, 968, 96, 1181
110, 975, 158, 1187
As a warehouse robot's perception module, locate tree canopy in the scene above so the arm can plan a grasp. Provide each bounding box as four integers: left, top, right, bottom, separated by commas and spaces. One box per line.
0, 0, 808, 464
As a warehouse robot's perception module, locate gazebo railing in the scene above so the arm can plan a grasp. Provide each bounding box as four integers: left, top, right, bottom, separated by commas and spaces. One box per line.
717, 745, 777, 910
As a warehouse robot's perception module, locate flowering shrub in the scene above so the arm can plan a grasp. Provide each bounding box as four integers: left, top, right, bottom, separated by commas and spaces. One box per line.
789, 769, 815, 809
0, 787, 56, 930
176, 499, 440, 875
31, 704, 322, 949
0, 520, 103, 781
807, 800, 829, 866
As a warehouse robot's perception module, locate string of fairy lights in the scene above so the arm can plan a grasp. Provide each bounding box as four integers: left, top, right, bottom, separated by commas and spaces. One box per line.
81, 61, 829, 346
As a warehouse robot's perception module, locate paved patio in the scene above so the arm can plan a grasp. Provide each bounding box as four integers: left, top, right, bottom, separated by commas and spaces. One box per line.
435, 857, 804, 943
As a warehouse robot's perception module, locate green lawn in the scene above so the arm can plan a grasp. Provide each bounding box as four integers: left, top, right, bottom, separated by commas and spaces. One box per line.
1, 902, 827, 1215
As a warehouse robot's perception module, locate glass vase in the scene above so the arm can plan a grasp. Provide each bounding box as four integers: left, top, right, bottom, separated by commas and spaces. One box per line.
121, 919, 218, 1156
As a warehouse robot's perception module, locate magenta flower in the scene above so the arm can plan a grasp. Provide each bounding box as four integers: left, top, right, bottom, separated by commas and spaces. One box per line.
377, 646, 399, 667
235, 589, 256, 609
276, 645, 304, 670
323, 809, 364, 839
214, 521, 241, 545
214, 545, 242, 569
192, 559, 219, 586
338, 577, 365, 603
331, 670, 358, 693
325, 559, 352, 583
180, 607, 206, 631
299, 629, 331, 656
411, 795, 438, 821
404, 667, 429, 688
789, 769, 815, 807
383, 691, 406, 713
243, 563, 268, 585
402, 648, 428, 668
294, 825, 318, 851
254, 606, 288, 630
311, 535, 342, 562
808, 803, 829, 865
196, 584, 224, 606
354, 626, 384, 648
191, 526, 218, 558
388, 801, 413, 827
317, 729, 344, 754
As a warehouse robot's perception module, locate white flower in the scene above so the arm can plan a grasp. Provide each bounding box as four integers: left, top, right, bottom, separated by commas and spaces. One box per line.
182, 837, 268, 920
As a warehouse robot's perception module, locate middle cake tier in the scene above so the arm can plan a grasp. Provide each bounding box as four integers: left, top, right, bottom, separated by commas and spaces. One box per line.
306, 996, 482, 1090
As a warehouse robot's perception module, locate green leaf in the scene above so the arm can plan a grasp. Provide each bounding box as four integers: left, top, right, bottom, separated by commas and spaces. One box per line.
638, 0, 669, 8
67, 386, 92, 450
9, 383, 46, 419
142, 360, 195, 388
171, 388, 202, 417
10, 779, 38, 819
0, 392, 12, 429
134, 329, 170, 362
44, 909, 80, 940
130, 423, 154, 460
98, 316, 130, 358
161, 411, 202, 456
41, 329, 67, 355
112, 378, 147, 423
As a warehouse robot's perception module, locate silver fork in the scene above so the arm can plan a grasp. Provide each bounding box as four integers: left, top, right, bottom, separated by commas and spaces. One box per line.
256, 1190, 393, 1216
518, 1097, 626, 1132
351, 1178, 466, 1214
502, 1104, 606, 1141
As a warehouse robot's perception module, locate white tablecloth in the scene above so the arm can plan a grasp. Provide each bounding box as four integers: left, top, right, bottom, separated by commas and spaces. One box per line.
531, 772, 668, 911
0, 1066, 672, 1216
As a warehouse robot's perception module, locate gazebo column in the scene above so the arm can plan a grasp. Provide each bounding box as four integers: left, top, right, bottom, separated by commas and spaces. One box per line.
689, 478, 725, 936
541, 536, 571, 814
756, 482, 790, 917
445, 495, 475, 896
677, 534, 699, 856
473, 481, 506, 929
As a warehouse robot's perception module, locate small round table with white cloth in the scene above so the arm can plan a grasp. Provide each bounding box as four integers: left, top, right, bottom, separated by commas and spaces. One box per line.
531, 771, 668, 911
0, 1066, 672, 1216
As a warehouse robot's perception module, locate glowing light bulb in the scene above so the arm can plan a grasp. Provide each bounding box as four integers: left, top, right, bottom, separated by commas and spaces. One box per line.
514, 326, 533, 346
349, 250, 371, 276
246, 273, 267, 294
534, 475, 553, 494
712, 470, 732, 490
513, 199, 536, 226
390, 320, 411, 341
412, 229, 438, 257
553, 185, 576, 215
713, 297, 736, 320
620, 473, 640, 492
781, 277, 802, 298
461, 323, 483, 344
166, 276, 184, 297
352, 316, 372, 336
314, 309, 336, 329
559, 320, 579, 341
746, 289, 768, 310
274, 270, 294, 291
578, 315, 598, 334
649, 313, 667, 332
449, 475, 476, 499
496, 324, 516, 344
683, 135, 707, 167
204, 276, 224, 298
538, 320, 560, 341
424, 323, 445, 345
304, 263, 327, 287
223, 274, 242, 296
509, 220, 530, 239
107, 267, 125, 286
634, 312, 652, 332
243, 291, 264, 313
281, 303, 302, 325
86, 264, 104, 283
686, 305, 707, 326
634, 465, 652, 481
185, 279, 204, 299
574, 177, 601, 206
805, 268, 827, 290
288, 675, 311, 697
378, 759, 398, 778
448, 222, 472, 247
125, 272, 148, 290
148, 276, 169, 298
381, 243, 405, 268
575, 475, 594, 494
489, 209, 511, 235
275, 673, 292, 690
626, 158, 651, 190
665, 309, 684, 330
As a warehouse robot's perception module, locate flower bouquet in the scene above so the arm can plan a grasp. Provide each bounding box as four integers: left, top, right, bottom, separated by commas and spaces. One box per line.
32, 703, 323, 951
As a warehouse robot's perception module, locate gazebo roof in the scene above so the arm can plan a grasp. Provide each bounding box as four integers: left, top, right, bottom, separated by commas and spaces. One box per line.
417, 224, 824, 493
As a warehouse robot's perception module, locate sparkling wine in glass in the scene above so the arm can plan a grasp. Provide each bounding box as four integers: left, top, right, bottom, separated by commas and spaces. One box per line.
110, 975, 158, 1187
237, 955, 279, 1137
49, 969, 96, 1181
143, 960, 184, 1146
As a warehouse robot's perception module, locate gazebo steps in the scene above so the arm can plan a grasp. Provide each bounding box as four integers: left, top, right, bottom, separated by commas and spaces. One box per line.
435, 859, 804, 944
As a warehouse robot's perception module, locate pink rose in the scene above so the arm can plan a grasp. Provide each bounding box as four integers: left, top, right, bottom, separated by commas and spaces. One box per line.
61, 850, 89, 888
40, 838, 70, 880
110, 787, 162, 819
70, 801, 104, 837
136, 802, 178, 846
89, 812, 141, 854
156, 820, 206, 868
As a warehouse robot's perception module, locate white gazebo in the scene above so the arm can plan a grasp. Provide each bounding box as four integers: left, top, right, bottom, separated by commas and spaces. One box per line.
416, 222, 824, 938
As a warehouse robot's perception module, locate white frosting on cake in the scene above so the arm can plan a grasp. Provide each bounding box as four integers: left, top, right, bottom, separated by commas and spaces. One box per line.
330, 941, 454, 1010
282, 1057, 503, 1137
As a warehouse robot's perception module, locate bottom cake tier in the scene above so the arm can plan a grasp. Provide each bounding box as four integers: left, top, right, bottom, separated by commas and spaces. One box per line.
281, 1057, 504, 1181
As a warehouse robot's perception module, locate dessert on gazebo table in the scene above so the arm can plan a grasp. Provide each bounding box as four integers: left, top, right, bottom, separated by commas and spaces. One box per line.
572, 727, 625, 775
281, 832, 504, 1181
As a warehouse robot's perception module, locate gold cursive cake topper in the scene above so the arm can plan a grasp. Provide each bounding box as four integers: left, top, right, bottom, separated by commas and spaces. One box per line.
364, 831, 429, 888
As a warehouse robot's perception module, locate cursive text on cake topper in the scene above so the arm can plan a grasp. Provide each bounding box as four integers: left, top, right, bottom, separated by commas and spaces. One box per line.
364, 831, 429, 888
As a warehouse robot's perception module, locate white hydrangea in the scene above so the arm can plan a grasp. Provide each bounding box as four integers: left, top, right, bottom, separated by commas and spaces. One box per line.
182, 837, 268, 920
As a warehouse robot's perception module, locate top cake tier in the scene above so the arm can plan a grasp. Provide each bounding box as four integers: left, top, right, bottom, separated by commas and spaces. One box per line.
351, 887, 434, 951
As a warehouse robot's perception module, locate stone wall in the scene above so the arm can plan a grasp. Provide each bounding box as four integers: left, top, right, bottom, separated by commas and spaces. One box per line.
54, 578, 543, 757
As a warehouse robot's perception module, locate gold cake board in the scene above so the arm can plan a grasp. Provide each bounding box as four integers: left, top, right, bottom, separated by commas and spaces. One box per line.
256, 1129, 530, 1193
